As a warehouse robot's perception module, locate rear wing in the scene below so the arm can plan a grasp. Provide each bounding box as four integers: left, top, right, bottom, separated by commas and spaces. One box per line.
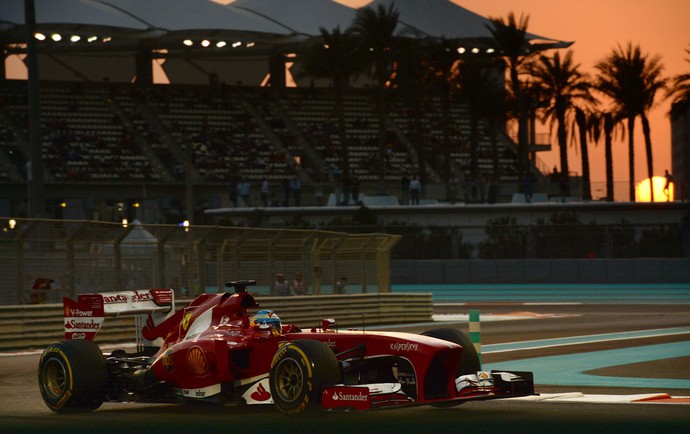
63, 289, 175, 349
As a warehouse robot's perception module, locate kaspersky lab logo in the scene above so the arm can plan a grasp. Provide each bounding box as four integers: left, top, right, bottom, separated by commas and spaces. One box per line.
390, 342, 419, 352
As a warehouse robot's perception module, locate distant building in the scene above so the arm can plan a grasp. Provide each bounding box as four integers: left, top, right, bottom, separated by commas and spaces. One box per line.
671, 104, 690, 201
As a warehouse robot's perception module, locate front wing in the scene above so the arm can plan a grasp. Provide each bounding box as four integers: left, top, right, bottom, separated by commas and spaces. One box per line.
321, 370, 535, 411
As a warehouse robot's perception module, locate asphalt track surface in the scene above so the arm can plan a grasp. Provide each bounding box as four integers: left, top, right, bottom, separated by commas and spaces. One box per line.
1, 303, 689, 433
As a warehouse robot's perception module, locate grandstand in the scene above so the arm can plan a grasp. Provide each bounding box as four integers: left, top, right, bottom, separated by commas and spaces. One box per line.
0, 0, 571, 222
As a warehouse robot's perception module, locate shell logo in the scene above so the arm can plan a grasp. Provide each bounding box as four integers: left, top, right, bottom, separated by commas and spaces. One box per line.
186, 346, 209, 377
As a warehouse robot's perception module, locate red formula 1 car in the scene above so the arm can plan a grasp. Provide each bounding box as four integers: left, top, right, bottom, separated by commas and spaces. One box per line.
38, 280, 534, 414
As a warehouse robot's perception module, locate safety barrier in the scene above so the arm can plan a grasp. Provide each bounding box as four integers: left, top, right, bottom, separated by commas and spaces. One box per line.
0, 293, 432, 351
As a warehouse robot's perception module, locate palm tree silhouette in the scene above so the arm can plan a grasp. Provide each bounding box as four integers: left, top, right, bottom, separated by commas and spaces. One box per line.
487, 12, 534, 183
350, 2, 400, 193
573, 106, 598, 201
589, 110, 622, 201
458, 55, 506, 196
667, 44, 690, 117
595, 43, 666, 202
667, 44, 690, 200
299, 26, 363, 179
390, 37, 429, 192
528, 50, 594, 198
423, 37, 462, 200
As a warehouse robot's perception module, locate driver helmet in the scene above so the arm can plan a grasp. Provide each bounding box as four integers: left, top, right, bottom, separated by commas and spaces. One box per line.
249, 309, 282, 335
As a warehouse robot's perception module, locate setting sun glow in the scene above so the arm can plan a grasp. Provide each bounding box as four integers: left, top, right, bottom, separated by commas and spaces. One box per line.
635, 176, 674, 202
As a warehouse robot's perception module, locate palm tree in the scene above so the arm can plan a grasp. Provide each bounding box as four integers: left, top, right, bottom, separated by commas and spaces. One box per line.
458, 55, 506, 191
423, 37, 462, 200
299, 27, 363, 178
573, 106, 596, 200
475, 65, 509, 187
390, 37, 428, 188
639, 56, 667, 202
487, 12, 534, 181
595, 43, 665, 202
668, 45, 690, 118
350, 2, 400, 193
528, 50, 594, 197
589, 110, 622, 201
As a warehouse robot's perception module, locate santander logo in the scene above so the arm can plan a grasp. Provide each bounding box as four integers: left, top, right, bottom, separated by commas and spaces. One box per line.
250, 383, 271, 401
332, 391, 368, 402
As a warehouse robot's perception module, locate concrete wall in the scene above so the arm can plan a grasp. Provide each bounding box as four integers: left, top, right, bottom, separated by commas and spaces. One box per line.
391, 258, 690, 284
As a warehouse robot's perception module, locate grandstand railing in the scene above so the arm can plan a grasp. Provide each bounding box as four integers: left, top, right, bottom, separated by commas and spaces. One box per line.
0, 218, 400, 306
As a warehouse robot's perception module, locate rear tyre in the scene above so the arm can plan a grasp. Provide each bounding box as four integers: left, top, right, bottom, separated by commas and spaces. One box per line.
38, 340, 109, 413
269, 339, 340, 415
422, 328, 480, 408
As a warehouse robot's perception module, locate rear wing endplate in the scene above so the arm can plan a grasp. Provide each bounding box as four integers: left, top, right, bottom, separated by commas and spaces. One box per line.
63, 289, 175, 348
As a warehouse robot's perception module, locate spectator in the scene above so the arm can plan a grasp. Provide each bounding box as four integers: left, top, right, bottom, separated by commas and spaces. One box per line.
333, 174, 343, 206
523, 172, 534, 203
282, 177, 291, 206
400, 174, 410, 205
342, 175, 351, 205
273, 273, 290, 296
409, 175, 421, 205
290, 176, 302, 207
228, 179, 238, 208
351, 176, 360, 205
664, 169, 674, 201
334, 276, 347, 295
260, 177, 270, 207
290, 271, 305, 296
314, 178, 324, 206
238, 179, 251, 207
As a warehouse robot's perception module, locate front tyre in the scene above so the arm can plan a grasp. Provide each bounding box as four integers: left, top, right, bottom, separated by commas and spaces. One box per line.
422, 328, 480, 408
269, 340, 340, 415
422, 327, 480, 375
38, 340, 109, 413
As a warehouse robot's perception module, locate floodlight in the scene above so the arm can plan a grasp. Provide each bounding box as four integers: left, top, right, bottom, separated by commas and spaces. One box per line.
70, 35, 81, 42
51, 33, 62, 42
216, 41, 226, 48
183, 39, 193, 46
34, 32, 46, 41
201, 39, 210, 47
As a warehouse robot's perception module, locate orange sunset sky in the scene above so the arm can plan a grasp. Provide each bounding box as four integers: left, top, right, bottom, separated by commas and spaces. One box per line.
333, 0, 690, 190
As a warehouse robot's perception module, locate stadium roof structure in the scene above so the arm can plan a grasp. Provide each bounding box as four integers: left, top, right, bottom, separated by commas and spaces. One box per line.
0, 0, 296, 53
232, 0, 569, 47
1, 0, 571, 83
231, 0, 359, 36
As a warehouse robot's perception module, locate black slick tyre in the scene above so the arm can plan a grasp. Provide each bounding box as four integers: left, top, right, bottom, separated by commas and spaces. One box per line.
422, 328, 481, 408
38, 340, 109, 413
269, 339, 340, 415
423, 327, 480, 375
